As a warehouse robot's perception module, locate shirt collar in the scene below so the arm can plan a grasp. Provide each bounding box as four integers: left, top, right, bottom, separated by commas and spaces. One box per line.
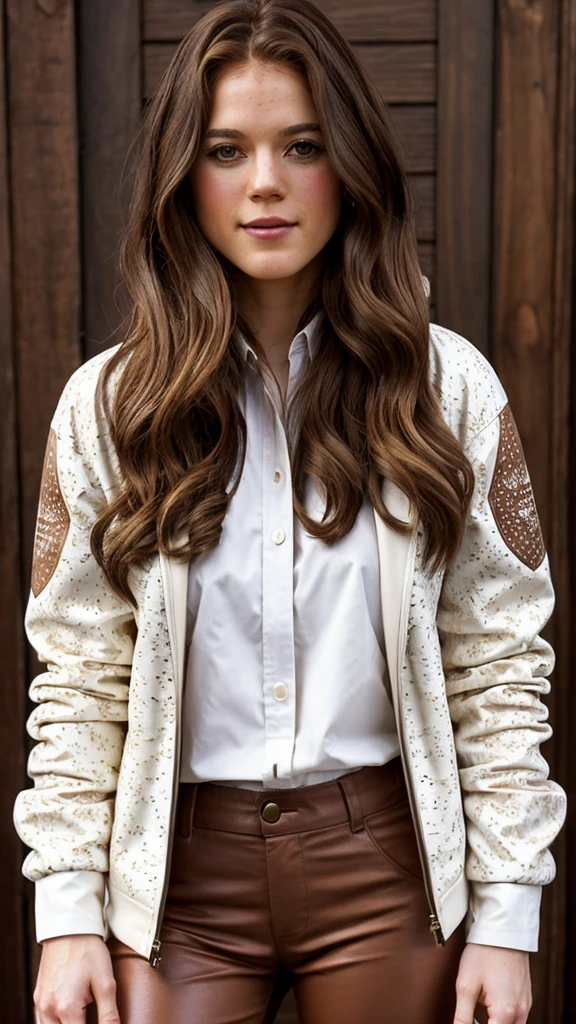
234, 309, 324, 364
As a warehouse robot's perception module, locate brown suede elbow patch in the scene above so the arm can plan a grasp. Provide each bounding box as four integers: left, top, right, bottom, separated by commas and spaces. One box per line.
488, 403, 545, 571
31, 428, 71, 597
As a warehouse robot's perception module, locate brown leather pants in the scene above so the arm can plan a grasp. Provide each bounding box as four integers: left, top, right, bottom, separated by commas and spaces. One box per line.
106, 756, 467, 1023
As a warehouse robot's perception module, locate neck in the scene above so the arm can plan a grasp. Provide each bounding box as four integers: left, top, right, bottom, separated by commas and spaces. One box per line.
231, 261, 321, 368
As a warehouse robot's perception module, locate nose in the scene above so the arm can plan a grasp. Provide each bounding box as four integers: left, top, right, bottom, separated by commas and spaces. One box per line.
247, 148, 285, 201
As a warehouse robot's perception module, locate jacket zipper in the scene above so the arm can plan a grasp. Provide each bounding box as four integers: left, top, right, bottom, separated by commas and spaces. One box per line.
148, 559, 185, 969
394, 529, 445, 948
148, 708, 182, 968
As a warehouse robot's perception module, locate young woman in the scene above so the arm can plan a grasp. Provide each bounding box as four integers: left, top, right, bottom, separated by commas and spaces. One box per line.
14, 1, 566, 1022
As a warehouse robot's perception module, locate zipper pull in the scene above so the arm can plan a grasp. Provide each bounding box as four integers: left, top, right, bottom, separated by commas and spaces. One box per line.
429, 914, 446, 947
149, 938, 163, 968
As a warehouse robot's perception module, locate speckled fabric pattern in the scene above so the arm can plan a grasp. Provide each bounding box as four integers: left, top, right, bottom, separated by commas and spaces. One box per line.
31, 429, 71, 598
488, 403, 546, 571
13, 322, 567, 960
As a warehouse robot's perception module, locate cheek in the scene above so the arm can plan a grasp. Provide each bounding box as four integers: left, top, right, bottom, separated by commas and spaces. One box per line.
300, 167, 341, 216
190, 166, 238, 224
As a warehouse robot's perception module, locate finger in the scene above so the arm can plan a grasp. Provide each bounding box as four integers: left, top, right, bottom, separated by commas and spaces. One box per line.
486, 1015, 527, 1024
453, 988, 479, 1024
34, 1011, 59, 1024
36, 1007, 84, 1024
91, 974, 121, 1024
34, 1003, 84, 1024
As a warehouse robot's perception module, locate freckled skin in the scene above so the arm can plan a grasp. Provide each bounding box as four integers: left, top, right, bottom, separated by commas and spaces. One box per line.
188, 61, 344, 288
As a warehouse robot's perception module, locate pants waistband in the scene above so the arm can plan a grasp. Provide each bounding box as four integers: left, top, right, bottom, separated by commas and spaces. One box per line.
176, 756, 408, 839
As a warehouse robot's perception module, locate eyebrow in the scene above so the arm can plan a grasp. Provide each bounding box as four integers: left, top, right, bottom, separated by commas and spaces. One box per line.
203, 122, 322, 141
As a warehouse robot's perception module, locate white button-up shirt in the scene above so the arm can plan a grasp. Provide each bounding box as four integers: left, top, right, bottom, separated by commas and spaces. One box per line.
179, 310, 400, 789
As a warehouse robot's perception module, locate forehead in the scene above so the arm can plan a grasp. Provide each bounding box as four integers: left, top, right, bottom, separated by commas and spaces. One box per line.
207, 62, 316, 125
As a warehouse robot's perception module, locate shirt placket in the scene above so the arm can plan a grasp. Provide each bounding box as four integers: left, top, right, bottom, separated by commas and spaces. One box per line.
258, 339, 307, 785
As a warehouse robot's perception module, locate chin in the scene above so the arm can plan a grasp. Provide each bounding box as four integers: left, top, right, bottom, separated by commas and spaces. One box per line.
236, 257, 313, 280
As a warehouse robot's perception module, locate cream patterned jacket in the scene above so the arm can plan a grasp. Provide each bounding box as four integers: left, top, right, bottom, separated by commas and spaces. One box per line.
13, 323, 567, 965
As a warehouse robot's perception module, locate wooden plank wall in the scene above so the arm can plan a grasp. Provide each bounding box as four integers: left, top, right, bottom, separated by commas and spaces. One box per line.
491, 2, 576, 1021
77, 1, 142, 360
437, 0, 494, 356
0, 1, 28, 1019
3, 0, 82, 1018
1, 0, 574, 1019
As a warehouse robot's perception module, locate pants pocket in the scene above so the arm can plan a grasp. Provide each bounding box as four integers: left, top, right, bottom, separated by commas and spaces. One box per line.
362, 798, 425, 883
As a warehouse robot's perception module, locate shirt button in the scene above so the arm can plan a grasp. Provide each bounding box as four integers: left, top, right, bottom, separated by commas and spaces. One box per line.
273, 682, 288, 701
274, 470, 281, 482
272, 528, 286, 545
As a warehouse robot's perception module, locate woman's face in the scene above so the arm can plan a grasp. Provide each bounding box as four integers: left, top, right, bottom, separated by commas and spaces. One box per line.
189, 61, 344, 283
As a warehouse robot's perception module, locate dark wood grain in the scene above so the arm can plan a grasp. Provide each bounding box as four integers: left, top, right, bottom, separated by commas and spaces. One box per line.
6, 0, 83, 1015
492, 3, 568, 1020
412, 174, 435, 242
357, 44, 436, 103
144, 41, 437, 104
77, 0, 142, 359
549, 1, 576, 1019
0, 0, 28, 1019
436, 0, 494, 355
388, 106, 435, 175
7, 0, 82, 580
143, 0, 437, 43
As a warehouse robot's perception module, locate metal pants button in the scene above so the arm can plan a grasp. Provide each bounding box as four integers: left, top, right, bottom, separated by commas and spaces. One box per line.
261, 801, 282, 823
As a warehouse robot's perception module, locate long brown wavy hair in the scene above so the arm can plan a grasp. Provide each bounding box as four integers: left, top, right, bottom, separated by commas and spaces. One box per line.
91, 0, 475, 604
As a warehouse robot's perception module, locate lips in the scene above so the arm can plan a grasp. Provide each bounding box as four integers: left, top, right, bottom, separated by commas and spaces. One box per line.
241, 219, 296, 240
242, 217, 295, 228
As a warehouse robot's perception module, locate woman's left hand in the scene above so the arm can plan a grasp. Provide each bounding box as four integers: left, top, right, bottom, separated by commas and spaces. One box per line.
453, 942, 532, 1024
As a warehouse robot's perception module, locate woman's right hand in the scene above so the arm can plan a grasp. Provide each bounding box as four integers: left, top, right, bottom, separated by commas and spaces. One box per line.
34, 934, 120, 1024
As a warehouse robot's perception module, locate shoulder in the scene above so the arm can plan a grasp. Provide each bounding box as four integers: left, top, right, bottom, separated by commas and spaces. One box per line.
428, 322, 509, 451
48, 344, 125, 493
53, 343, 123, 424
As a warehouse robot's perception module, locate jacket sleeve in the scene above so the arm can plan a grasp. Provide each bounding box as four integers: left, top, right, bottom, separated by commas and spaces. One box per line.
436, 397, 567, 953
12, 364, 135, 941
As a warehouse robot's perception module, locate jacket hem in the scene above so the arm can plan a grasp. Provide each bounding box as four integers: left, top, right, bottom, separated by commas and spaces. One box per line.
106, 884, 156, 959
436, 871, 469, 941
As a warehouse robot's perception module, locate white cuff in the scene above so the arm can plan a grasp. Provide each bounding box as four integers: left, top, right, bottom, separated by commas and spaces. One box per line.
35, 871, 107, 943
465, 882, 542, 952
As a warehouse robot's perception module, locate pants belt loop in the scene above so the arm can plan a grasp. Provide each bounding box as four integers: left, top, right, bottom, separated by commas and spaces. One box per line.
337, 774, 365, 833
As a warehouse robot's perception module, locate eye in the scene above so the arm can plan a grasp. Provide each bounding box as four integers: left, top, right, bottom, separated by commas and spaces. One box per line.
288, 140, 323, 159
207, 144, 240, 163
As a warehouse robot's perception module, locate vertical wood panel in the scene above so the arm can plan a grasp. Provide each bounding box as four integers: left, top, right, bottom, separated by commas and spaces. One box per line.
0, 0, 28, 1018
7, 0, 82, 580
553, 4, 576, 1018
6, 1, 82, 1011
437, 0, 495, 355
492, 3, 570, 1021
77, 0, 142, 359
